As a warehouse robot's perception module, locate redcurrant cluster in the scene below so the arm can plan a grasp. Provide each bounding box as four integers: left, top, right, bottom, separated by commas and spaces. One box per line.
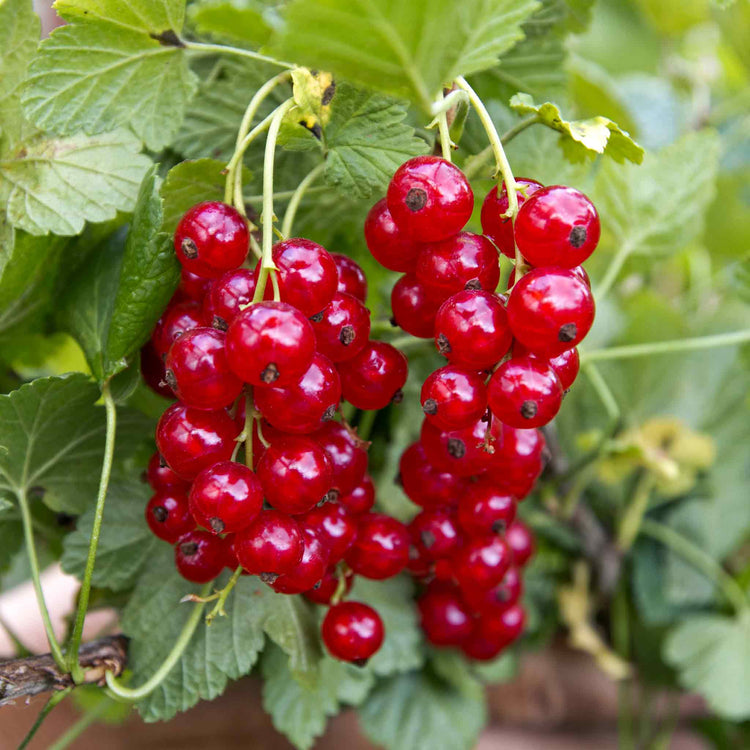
364, 156, 600, 660
140, 200, 412, 665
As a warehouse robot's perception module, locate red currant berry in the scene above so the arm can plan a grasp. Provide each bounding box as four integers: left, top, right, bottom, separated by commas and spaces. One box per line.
332, 253, 367, 302
226, 301, 315, 387
255, 353, 341, 433
322, 601, 384, 663
399, 442, 467, 508
481, 178, 543, 258
420, 417, 499, 478
145, 452, 189, 491
233, 509, 304, 577
164, 328, 243, 410
174, 529, 227, 583
337, 475, 375, 515
271, 526, 329, 594
387, 156, 473, 242
409, 508, 461, 561
268, 238, 339, 316
457, 479, 517, 536
304, 566, 353, 605
488, 355, 563, 428
189, 461, 263, 534
337, 341, 408, 410
508, 263, 590, 290
507, 267, 595, 356
146, 490, 194, 543
418, 581, 474, 646
452, 534, 512, 591
256, 436, 332, 514
514, 186, 600, 268
153, 301, 204, 358
434, 290, 512, 370
515, 344, 580, 391
364, 198, 422, 271
463, 567, 523, 614
175, 201, 249, 278
312, 422, 368, 497
390, 273, 443, 339
421, 365, 488, 431
462, 605, 526, 660
300, 503, 358, 563
141, 342, 174, 399
179, 268, 212, 301
506, 520, 535, 567
203, 268, 256, 330
310, 292, 371, 363
156, 403, 239, 479
345, 512, 409, 579
416, 232, 500, 301
484, 425, 546, 499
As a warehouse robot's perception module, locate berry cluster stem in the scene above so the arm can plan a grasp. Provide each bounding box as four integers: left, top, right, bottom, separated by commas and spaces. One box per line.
434, 92, 453, 162
184, 41, 294, 71
281, 161, 326, 238
206, 567, 244, 625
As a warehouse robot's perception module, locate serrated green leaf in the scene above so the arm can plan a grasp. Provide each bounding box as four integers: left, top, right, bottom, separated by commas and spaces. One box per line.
0, 129, 151, 236
61, 477, 159, 590
189, 1, 274, 47
274, 0, 540, 112
0, 374, 150, 514
664, 610, 750, 720
509, 93, 644, 164
322, 82, 427, 198
22, 2, 197, 151
261, 644, 374, 750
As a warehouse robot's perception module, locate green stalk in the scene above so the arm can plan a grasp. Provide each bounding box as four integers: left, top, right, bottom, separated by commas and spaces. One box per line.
594, 242, 633, 300
67, 382, 116, 681
463, 115, 539, 181
280, 161, 326, 238
18, 687, 72, 750
184, 41, 294, 70
206, 566, 243, 625
582, 362, 621, 425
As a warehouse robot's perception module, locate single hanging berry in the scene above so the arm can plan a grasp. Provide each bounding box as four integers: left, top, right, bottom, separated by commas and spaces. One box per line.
337, 341, 408, 411
462, 605, 526, 661
345, 512, 410, 579
332, 252, 368, 302
420, 365, 488, 431
337, 475, 375, 515
418, 581, 474, 646
312, 421, 369, 497
322, 601, 384, 663
140, 342, 174, 399
202, 268, 257, 330
408, 507, 462, 561
364, 198, 422, 272
152, 301, 204, 358
390, 274, 443, 339
144, 452, 189, 491
174, 529, 227, 583
304, 566, 354, 605
463, 567, 523, 614
145, 490, 194, 543
506, 520, 535, 566
300, 503, 358, 564
457, 479, 517, 536
452, 534, 512, 592
233, 509, 304, 579
310, 292, 371, 363
420, 416, 500, 478
399, 442, 467, 509
270, 526, 329, 595
481, 178, 543, 258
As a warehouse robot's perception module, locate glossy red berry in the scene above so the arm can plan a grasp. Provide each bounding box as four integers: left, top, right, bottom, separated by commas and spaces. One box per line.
256, 436, 332, 514
481, 178, 543, 258
390, 274, 443, 339
514, 186, 600, 268
463, 567, 523, 614
418, 582, 474, 646
310, 292, 371, 363
332, 253, 367, 302
506, 520, 535, 567
434, 290, 512, 370
153, 301, 204, 358
457, 479, 517, 536
189, 461, 263, 534
462, 605, 526, 660
174, 529, 227, 583
322, 601, 384, 663
255, 353, 341, 433
269, 238, 339, 316
145, 452, 189, 491
312, 422, 368, 497
507, 267, 595, 356
203, 268, 256, 330
345, 512, 410, 579
420, 365, 488, 431
399, 442, 467, 509
387, 156, 473, 242
452, 534, 512, 591
515, 344, 580, 391
337, 341, 408, 411
156, 403, 239, 479
409, 508, 461, 561
175, 201, 249, 278
179, 268, 212, 301
364, 198, 422, 272
300, 503, 358, 563
304, 566, 354, 605
233, 509, 304, 577
488, 355, 563, 429
164, 328, 243, 410
140, 342, 174, 399
146, 490, 194, 543
226, 301, 315, 387
271, 526, 329, 594
337, 475, 375, 515
420, 417, 499, 478
484, 425, 546, 498
416, 232, 500, 301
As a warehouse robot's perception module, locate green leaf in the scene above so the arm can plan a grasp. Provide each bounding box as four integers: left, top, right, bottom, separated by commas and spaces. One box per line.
0, 374, 150, 514
358, 660, 487, 750
22, 1, 197, 150
261, 644, 374, 750
509, 93, 644, 164
472, 650, 518, 684
0, 129, 151, 236
274, 0, 540, 112
664, 611, 750, 720
0, 516, 24, 574
189, 0, 274, 47
322, 82, 427, 198
60, 477, 159, 591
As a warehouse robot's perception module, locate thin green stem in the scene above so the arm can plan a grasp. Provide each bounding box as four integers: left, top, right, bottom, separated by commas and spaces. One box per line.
224, 110, 277, 206
18, 686, 73, 750
184, 41, 295, 70
434, 92, 453, 162
48, 698, 112, 750
463, 115, 539, 181
640, 518, 748, 614
582, 329, 750, 363
17, 486, 66, 670
105, 583, 212, 701
595, 243, 633, 300
357, 409, 377, 442
67, 383, 117, 681
617, 471, 655, 551
388, 335, 431, 351
281, 161, 326, 238
582, 362, 621, 425
206, 566, 243, 625
244, 393, 254, 469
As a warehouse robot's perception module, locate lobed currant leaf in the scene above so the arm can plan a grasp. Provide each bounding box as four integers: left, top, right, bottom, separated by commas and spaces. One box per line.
188, 0, 274, 47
